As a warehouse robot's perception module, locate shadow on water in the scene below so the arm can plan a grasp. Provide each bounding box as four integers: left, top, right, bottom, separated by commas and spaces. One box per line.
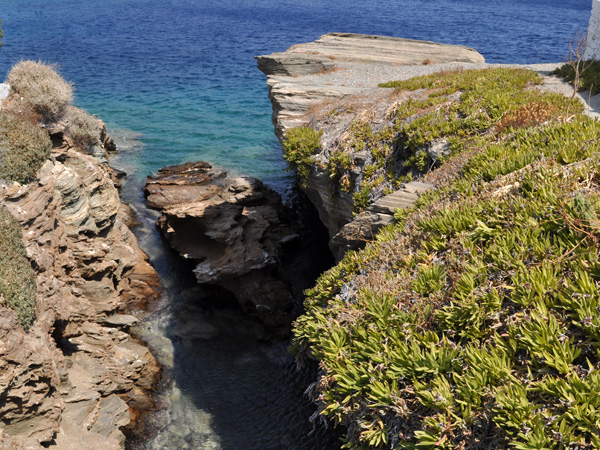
110, 131, 342, 450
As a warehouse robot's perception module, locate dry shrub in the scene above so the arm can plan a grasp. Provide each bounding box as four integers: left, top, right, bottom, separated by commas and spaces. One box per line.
496, 101, 557, 133
65, 106, 100, 150
6, 60, 73, 122
0, 111, 52, 183
0, 94, 42, 125
0, 205, 36, 328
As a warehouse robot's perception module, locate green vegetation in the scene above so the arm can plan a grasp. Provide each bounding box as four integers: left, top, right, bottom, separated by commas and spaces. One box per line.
6, 60, 74, 122
282, 126, 323, 186
0, 205, 36, 328
0, 111, 52, 183
293, 69, 600, 448
553, 60, 600, 95
291, 68, 576, 215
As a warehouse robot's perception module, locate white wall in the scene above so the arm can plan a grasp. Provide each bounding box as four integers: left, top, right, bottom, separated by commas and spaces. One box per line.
586, 0, 600, 59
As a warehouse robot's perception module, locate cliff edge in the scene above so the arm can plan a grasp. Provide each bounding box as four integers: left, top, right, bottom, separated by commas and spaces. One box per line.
0, 63, 161, 448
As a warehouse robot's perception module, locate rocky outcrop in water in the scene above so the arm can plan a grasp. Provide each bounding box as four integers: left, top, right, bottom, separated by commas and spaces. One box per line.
144, 161, 298, 335
0, 114, 161, 448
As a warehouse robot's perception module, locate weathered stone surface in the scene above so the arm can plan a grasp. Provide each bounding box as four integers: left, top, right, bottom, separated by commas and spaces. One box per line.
331, 182, 434, 260
144, 161, 298, 333
257, 33, 487, 258
258, 34, 580, 261
257, 32, 485, 139
0, 107, 161, 447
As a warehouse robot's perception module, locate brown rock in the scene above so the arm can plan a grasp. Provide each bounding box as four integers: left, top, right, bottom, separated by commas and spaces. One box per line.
0, 111, 162, 446
145, 161, 297, 332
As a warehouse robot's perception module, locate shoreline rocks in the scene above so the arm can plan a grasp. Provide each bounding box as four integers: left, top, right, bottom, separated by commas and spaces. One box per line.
144, 161, 298, 336
256, 33, 579, 259
0, 110, 162, 448
256, 32, 486, 140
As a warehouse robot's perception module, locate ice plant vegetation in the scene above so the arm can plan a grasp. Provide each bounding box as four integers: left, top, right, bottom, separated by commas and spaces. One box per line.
292, 68, 600, 448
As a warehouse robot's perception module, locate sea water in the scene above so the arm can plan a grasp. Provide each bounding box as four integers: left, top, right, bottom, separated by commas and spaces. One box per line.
0, 1, 591, 448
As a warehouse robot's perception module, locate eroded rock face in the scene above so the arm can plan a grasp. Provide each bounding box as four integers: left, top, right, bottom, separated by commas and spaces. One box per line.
0, 122, 161, 447
256, 32, 486, 139
144, 161, 298, 334
257, 33, 485, 258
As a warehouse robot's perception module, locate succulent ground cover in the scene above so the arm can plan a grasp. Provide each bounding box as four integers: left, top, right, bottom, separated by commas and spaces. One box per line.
284, 68, 574, 215
292, 68, 600, 448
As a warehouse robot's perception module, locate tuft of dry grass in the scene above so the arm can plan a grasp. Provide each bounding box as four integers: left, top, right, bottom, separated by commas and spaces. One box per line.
64, 106, 101, 151
6, 60, 73, 122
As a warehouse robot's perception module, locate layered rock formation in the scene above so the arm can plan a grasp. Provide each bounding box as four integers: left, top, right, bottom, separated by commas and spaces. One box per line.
0, 114, 161, 448
256, 32, 485, 139
257, 33, 577, 259
257, 33, 488, 257
144, 161, 297, 335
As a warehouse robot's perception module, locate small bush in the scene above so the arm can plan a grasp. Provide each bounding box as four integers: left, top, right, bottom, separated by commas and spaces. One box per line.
282, 126, 322, 186
65, 106, 101, 150
6, 60, 74, 121
0, 205, 36, 328
553, 60, 600, 95
0, 112, 52, 184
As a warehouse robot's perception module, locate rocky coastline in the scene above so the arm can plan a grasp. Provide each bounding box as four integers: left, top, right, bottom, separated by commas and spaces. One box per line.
143, 161, 299, 336
4, 31, 599, 450
256, 32, 584, 259
0, 83, 162, 448
256, 33, 600, 449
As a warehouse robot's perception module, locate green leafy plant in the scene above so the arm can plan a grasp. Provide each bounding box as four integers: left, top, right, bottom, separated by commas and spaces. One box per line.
282, 126, 322, 186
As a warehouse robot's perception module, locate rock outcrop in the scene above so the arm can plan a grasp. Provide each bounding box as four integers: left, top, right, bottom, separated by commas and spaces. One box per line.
144, 161, 297, 335
256, 32, 485, 139
0, 113, 161, 448
257, 34, 581, 260
256, 33, 486, 258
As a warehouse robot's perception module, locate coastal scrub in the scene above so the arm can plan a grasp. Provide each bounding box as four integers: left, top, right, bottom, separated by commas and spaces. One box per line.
0, 205, 36, 328
288, 68, 576, 216
0, 111, 52, 184
293, 68, 600, 449
6, 60, 74, 122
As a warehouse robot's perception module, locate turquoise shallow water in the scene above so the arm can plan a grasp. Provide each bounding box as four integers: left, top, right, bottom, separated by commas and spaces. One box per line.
0, 1, 593, 448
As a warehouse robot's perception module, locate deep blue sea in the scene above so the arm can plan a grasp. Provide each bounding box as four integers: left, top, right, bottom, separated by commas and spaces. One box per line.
0, 0, 592, 190
0, 1, 593, 449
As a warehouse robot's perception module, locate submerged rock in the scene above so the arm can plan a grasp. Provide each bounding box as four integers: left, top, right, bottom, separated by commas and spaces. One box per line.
144, 161, 298, 335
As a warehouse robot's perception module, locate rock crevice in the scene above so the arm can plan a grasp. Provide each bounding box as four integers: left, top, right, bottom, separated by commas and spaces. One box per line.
0, 114, 161, 448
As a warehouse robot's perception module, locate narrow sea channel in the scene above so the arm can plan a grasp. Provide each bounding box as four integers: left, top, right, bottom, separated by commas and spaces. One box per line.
0, 0, 591, 447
